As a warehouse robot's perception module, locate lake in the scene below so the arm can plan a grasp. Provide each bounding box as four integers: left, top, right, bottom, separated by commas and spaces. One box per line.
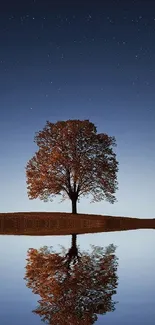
0, 214, 155, 324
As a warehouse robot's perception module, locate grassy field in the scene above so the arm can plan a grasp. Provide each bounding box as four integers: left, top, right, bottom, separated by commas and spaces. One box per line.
0, 212, 155, 236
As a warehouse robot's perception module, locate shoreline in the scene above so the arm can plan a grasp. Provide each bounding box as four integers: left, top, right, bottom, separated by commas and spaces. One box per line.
0, 211, 153, 219
0, 212, 155, 236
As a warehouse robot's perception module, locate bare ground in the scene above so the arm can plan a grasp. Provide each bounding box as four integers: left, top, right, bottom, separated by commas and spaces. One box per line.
0, 212, 155, 236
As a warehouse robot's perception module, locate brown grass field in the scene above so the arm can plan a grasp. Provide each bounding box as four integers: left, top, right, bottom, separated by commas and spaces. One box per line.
0, 212, 155, 236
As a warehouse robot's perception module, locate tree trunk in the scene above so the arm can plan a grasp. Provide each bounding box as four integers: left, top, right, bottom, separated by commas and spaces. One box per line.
72, 198, 77, 214
71, 234, 77, 249
66, 234, 78, 269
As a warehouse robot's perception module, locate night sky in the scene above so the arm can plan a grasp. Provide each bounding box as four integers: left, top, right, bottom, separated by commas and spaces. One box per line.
0, 0, 154, 217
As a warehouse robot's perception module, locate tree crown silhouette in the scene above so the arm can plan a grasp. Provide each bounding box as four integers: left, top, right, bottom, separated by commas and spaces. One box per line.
26, 119, 119, 213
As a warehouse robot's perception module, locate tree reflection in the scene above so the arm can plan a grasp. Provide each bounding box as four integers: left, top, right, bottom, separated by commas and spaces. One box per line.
24, 235, 118, 324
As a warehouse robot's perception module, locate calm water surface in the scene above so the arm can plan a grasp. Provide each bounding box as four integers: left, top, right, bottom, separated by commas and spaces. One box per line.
0, 229, 155, 324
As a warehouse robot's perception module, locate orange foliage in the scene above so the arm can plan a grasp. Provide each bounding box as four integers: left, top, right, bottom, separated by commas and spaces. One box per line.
24, 242, 118, 324
26, 120, 119, 211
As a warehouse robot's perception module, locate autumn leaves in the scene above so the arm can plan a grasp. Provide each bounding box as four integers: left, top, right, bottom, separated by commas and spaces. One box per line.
26, 120, 119, 213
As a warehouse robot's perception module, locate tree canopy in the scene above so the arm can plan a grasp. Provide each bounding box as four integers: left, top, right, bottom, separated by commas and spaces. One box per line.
26, 119, 119, 213
24, 239, 118, 324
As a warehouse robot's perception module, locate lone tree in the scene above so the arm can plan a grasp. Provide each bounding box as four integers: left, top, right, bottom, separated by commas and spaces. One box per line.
26, 119, 118, 213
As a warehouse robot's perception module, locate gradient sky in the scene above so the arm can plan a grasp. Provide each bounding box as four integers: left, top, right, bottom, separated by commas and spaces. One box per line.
0, 0, 154, 217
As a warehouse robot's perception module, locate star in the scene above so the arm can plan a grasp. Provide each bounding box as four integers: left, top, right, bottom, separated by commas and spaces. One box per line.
87, 14, 92, 21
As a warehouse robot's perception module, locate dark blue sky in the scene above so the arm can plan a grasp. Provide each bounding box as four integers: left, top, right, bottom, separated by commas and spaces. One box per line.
0, 0, 154, 217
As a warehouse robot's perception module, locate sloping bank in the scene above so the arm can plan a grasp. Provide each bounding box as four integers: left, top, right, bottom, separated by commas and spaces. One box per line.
0, 212, 155, 236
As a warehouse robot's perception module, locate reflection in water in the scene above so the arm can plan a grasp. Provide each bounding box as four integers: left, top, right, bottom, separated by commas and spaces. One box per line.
24, 235, 118, 324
